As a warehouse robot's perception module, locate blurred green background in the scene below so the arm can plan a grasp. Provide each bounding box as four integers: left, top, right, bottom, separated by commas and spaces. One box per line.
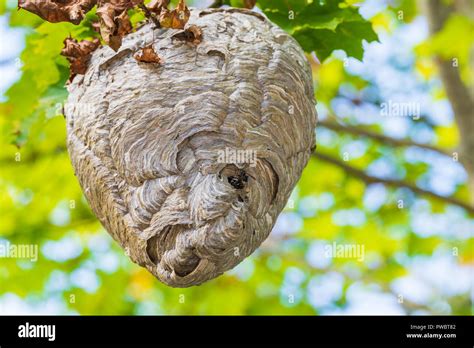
0, 0, 473, 315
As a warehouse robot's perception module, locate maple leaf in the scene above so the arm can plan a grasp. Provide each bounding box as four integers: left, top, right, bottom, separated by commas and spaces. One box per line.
61, 37, 100, 80
18, 0, 97, 25
159, 0, 190, 29
133, 45, 162, 63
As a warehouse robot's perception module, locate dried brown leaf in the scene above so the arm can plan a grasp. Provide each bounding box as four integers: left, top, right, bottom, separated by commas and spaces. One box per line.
91, 20, 101, 33
18, 0, 96, 24
133, 45, 162, 63
172, 25, 202, 45
159, 0, 190, 29
148, 0, 169, 14
18, 0, 163, 52
61, 37, 100, 80
96, 0, 140, 51
244, 0, 256, 9
96, 3, 118, 50
98, 0, 143, 12
158, 8, 172, 28
116, 10, 132, 36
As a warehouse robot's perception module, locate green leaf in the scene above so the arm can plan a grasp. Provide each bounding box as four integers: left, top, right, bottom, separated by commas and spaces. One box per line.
293, 20, 378, 60
257, 0, 378, 61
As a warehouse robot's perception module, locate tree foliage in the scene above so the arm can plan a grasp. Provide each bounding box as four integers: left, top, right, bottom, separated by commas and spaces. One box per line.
0, 0, 472, 315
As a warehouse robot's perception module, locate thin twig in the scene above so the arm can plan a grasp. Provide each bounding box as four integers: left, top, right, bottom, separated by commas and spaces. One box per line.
313, 152, 474, 214
318, 119, 454, 158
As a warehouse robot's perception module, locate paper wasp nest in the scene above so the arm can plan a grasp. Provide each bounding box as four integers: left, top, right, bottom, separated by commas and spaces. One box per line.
65, 8, 317, 287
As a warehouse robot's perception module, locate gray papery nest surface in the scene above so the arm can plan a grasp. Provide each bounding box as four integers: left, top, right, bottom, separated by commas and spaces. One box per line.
65, 8, 317, 287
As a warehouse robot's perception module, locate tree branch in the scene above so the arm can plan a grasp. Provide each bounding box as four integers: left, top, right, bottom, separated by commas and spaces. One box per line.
313, 152, 474, 214
318, 119, 454, 158
424, 0, 474, 201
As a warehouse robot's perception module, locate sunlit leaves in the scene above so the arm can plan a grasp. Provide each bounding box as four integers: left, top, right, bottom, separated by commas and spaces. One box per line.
435, 125, 459, 149
416, 14, 474, 84
0, 0, 471, 316
388, 0, 418, 23
315, 59, 344, 103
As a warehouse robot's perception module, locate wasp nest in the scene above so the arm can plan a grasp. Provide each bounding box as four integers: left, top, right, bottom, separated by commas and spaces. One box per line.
65, 8, 317, 287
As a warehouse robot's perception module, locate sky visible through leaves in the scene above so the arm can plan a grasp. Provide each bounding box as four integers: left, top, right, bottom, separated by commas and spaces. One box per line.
0, 0, 472, 315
